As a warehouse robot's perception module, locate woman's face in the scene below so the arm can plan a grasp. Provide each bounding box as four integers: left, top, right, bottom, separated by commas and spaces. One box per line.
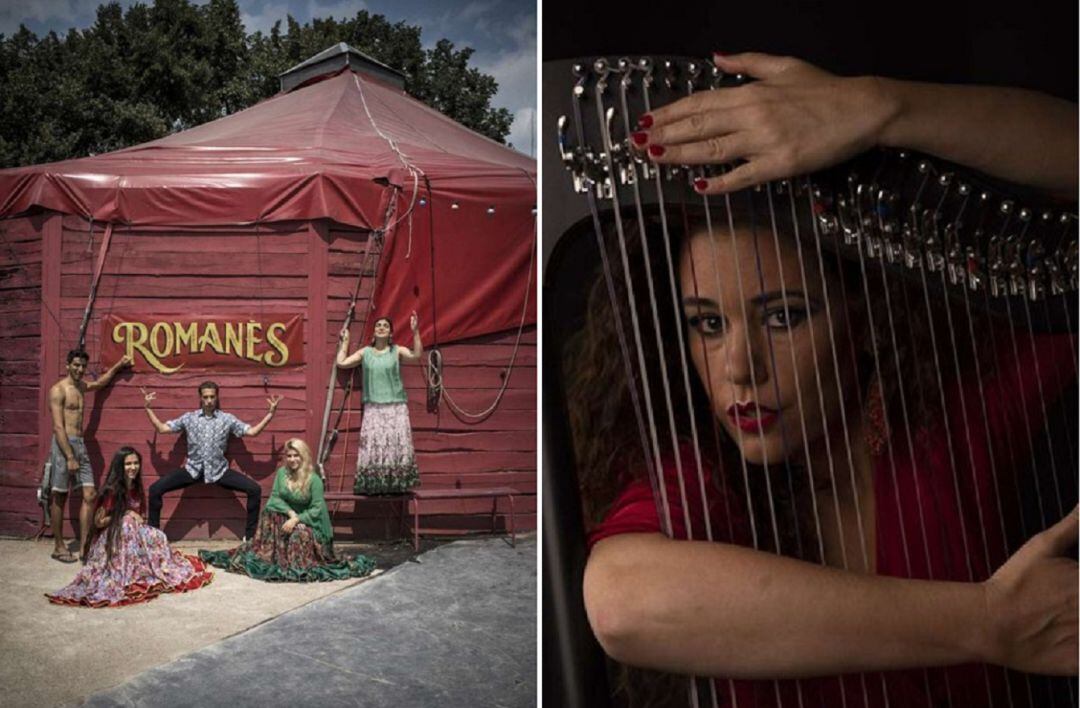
679, 225, 858, 465
285, 447, 302, 471
123, 453, 140, 486
373, 319, 392, 340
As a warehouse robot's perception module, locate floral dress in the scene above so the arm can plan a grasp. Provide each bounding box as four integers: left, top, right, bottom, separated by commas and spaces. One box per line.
47, 489, 213, 607
200, 468, 375, 582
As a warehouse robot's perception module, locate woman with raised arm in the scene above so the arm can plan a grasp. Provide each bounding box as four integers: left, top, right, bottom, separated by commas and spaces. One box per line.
569, 53, 1078, 707
199, 438, 374, 581
336, 312, 423, 494
47, 447, 213, 607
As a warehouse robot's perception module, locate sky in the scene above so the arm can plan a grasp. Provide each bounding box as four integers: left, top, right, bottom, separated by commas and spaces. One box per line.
0, 0, 537, 155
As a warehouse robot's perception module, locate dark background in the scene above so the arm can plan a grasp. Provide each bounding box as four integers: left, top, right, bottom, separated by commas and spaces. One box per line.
543, 0, 1078, 100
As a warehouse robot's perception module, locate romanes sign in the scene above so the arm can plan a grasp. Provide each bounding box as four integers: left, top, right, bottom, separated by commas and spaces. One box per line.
102, 314, 304, 374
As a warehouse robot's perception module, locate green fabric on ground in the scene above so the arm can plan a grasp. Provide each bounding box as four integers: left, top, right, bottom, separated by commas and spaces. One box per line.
198, 549, 374, 582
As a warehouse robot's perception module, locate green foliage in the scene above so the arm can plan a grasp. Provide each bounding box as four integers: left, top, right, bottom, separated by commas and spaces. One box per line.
0, 0, 513, 168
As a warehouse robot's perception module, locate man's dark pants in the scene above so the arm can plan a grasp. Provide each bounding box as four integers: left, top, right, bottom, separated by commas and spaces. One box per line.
148, 469, 261, 539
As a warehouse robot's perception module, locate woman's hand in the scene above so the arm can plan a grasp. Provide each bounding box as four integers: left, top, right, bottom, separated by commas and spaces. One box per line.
637, 53, 897, 194
410, 311, 419, 333
125, 510, 144, 524
282, 516, 300, 533
981, 507, 1078, 675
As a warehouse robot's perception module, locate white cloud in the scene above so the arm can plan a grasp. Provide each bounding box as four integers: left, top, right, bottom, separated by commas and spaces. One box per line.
0, 0, 98, 36
306, 0, 367, 23
505, 106, 535, 156
241, 2, 292, 35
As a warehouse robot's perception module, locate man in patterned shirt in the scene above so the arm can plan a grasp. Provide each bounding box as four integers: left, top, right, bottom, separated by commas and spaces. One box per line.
142, 381, 282, 539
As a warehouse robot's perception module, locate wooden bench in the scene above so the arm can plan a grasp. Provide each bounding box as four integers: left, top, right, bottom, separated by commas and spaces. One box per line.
409, 487, 517, 551
323, 492, 410, 539
323, 487, 518, 551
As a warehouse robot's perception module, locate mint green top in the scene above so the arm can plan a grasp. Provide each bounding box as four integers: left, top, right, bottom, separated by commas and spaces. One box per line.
263, 467, 332, 544
361, 346, 407, 404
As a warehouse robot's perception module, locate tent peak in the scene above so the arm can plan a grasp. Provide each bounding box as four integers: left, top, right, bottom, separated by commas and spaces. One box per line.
279, 42, 407, 94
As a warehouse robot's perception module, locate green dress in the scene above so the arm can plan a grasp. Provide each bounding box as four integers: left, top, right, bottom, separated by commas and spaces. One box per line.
199, 468, 374, 582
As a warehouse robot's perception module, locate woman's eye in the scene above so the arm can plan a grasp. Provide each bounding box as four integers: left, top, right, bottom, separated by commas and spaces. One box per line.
686, 314, 725, 336
764, 307, 807, 329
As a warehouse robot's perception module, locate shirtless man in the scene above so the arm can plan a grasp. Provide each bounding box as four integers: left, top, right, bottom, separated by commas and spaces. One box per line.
47, 349, 132, 562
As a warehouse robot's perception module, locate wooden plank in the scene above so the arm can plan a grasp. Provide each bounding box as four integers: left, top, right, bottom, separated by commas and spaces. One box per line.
62, 275, 308, 299
38, 213, 60, 471
306, 221, 329, 448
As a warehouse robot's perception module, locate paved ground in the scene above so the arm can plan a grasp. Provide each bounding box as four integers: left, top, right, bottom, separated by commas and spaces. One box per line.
2, 534, 535, 707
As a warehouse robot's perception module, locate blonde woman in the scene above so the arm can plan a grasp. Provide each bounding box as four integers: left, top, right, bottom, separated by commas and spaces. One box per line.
199, 439, 374, 581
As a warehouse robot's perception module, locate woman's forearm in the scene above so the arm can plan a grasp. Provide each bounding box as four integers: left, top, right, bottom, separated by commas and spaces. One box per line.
584, 533, 988, 679
875, 78, 1078, 196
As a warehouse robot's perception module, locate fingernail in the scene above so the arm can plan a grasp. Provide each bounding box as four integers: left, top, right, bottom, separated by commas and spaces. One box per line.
631, 131, 648, 146
713, 51, 727, 60
694, 178, 709, 192
647, 144, 665, 158
638, 114, 654, 129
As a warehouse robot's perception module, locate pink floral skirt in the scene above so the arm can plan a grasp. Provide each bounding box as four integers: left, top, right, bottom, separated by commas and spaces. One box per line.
47, 515, 212, 607
355, 402, 419, 494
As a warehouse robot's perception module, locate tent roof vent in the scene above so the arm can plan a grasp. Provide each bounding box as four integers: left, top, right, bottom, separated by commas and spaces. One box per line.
279, 42, 407, 93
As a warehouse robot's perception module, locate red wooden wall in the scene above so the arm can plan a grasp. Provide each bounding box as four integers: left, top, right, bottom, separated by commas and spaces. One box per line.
0, 212, 536, 540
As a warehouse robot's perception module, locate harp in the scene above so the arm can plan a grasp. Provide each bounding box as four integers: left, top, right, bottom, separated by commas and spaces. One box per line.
542, 56, 1078, 708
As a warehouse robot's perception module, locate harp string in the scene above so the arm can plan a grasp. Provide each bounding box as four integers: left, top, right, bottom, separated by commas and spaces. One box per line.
785, 183, 854, 708
639, 66, 730, 708
711, 178, 791, 708
615, 70, 696, 545
807, 175, 878, 708
994, 209, 1070, 708
952, 189, 1029, 708
615, 64, 711, 708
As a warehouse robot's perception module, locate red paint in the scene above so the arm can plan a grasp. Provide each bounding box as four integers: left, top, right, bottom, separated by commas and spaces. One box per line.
0, 216, 537, 540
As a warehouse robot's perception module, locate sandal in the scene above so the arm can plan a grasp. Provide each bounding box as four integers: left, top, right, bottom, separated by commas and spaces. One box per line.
51, 550, 77, 563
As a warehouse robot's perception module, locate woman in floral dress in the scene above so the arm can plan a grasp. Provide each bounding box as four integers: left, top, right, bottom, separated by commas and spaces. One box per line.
199, 438, 374, 581
47, 447, 213, 607
336, 312, 423, 494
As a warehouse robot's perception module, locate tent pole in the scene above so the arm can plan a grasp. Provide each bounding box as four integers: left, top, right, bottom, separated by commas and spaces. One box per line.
77, 221, 115, 351
316, 191, 399, 476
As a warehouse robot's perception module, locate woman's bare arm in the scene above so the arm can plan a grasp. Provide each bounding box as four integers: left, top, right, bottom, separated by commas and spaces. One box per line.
642, 53, 1078, 198
585, 509, 1077, 679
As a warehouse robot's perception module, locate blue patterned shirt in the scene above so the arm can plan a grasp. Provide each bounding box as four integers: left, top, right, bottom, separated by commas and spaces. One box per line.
165, 410, 250, 483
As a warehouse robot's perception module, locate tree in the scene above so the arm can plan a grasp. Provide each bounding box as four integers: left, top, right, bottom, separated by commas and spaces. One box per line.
0, 0, 516, 168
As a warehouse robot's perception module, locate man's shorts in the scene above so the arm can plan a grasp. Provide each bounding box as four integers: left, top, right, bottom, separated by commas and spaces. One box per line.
49, 436, 94, 491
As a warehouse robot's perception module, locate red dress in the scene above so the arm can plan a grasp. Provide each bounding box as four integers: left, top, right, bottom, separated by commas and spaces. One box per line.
588, 333, 1077, 708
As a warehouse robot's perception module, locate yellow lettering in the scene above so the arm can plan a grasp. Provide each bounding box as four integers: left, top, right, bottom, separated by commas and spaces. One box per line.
113, 321, 182, 374
149, 322, 174, 360
174, 322, 197, 355
199, 323, 224, 354
224, 322, 243, 357
264, 322, 289, 367
245, 322, 264, 363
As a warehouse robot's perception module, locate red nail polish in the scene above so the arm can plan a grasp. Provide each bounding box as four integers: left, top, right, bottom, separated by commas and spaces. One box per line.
647, 144, 665, 157
713, 51, 727, 60
638, 114, 654, 129
694, 178, 709, 192
631, 131, 648, 146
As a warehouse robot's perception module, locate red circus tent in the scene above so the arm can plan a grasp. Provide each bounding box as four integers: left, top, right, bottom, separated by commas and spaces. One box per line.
0, 44, 537, 540
0, 44, 537, 345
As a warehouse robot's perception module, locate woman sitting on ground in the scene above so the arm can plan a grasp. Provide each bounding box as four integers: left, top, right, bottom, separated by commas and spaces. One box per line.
200, 438, 375, 582
47, 447, 213, 607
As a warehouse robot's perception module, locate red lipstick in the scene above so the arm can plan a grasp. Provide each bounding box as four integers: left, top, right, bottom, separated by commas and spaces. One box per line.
727, 401, 779, 434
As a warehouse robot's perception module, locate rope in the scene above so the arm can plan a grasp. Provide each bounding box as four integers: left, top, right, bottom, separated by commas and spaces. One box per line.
352, 74, 423, 233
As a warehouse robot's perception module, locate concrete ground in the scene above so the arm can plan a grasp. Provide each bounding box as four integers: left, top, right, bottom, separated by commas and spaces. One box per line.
2, 534, 535, 708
